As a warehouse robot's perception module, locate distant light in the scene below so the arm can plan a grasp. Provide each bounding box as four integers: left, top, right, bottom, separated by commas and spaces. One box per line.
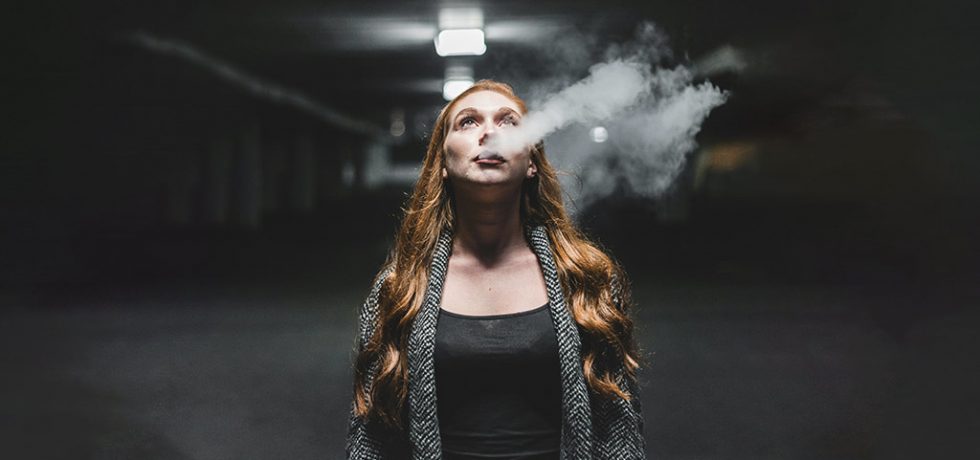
434, 29, 486, 56
390, 108, 406, 137
341, 161, 356, 187
438, 7, 484, 30
443, 65, 474, 100
390, 122, 405, 137
590, 126, 609, 143
443, 78, 474, 101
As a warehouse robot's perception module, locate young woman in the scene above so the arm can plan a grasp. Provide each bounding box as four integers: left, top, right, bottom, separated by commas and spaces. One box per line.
346, 80, 647, 459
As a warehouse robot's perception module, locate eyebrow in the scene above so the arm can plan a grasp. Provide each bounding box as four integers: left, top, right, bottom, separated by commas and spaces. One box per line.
453, 107, 521, 123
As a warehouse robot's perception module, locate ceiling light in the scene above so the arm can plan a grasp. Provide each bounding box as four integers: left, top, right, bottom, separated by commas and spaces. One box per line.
390, 108, 406, 137
443, 65, 474, 100
590, 126, 609, 143
434, 29, 486, 56
438, 7, 484, 30
443, 79, 474, 101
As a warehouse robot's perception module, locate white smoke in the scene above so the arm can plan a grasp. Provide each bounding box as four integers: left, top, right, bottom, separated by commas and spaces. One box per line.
490, 60, 653, 153
693, 44, 748, 77
494, 22, 730, 210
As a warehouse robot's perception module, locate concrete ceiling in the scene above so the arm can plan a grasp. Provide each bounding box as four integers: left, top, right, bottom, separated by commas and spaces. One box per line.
15, 0, 980, 176
32, 0, 870, 131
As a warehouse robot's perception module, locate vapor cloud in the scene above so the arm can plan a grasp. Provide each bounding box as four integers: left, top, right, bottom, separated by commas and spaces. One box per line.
490, 60, 652, 153
498, 22, 730, 210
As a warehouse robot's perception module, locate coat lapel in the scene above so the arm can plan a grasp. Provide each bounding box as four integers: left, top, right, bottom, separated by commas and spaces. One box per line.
406, 227, 452, 459
525, 225, 596, 459
405, 224, 594, 460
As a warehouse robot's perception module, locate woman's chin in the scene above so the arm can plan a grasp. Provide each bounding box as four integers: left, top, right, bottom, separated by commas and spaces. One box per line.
453, 174, 524, 190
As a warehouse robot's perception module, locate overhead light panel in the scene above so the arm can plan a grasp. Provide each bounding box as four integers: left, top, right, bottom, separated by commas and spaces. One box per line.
438, 7, 484, 30
443, 79, 474, 101
434, 29, 486, 56
443, 65, 474, 101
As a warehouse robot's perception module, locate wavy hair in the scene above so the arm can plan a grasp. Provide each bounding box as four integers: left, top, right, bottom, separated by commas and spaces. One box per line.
352, 80, 645, 430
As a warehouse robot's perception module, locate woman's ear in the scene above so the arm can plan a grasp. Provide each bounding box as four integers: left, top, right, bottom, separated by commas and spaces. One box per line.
527, 162, 537, 178
442, 167, 448, 179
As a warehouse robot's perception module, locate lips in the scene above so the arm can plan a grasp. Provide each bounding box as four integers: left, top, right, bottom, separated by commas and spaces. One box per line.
474, 150, 505, 164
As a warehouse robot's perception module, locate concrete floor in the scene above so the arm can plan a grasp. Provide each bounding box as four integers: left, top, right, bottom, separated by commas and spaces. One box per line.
1, 277, 976, 459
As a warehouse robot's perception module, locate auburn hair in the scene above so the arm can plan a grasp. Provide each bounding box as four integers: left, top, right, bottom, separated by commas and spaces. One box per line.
352, 80, 645, 430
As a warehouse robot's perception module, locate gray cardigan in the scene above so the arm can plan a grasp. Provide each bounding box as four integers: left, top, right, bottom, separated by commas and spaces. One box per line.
346, 225, 646, 459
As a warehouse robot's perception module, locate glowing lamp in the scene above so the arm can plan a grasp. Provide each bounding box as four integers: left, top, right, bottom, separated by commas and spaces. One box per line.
590, 126, 609, 143
443, 78, 474, 101
434, 29, 486, 56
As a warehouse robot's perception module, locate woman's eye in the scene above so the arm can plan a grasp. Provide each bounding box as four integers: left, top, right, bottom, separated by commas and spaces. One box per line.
501, 116, 518, 126
460, 117, 476, 127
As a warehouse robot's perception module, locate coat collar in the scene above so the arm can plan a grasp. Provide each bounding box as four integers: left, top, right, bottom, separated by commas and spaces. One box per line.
405, 224, 594, 460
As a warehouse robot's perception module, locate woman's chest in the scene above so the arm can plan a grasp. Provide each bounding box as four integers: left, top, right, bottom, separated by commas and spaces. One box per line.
440, 258, 549, 315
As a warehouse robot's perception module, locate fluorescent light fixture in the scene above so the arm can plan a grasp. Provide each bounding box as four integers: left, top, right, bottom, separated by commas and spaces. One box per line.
443, 65, 474, 100
439, 7, 484, 30
434, 29, 486, 56
443, 78, 474, 101
590, 126, 609, 143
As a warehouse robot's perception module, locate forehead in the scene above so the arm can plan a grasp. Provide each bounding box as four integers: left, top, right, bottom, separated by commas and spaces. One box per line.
449, 90, 522, 118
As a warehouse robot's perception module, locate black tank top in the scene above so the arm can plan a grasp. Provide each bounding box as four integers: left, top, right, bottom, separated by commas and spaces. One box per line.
434, 303, 562, 459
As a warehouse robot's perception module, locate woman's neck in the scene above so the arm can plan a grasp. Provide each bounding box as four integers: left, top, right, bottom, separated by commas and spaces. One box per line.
452, 190, 527, 265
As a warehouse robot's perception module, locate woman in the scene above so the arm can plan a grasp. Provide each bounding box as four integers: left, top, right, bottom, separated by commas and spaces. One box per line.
346, 80, 647, 459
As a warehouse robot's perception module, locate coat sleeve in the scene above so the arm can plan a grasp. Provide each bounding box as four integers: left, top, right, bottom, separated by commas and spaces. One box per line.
623, 368, 646, 444
346, 266, 394, 459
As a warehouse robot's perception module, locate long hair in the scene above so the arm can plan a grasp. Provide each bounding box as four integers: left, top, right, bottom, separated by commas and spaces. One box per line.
352, 80, 645, 430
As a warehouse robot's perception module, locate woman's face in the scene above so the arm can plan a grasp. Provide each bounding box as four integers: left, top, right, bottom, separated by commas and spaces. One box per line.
442, 90, 536, 189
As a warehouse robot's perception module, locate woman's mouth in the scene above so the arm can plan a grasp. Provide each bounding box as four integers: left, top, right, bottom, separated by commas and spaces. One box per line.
474, 150, 505, 165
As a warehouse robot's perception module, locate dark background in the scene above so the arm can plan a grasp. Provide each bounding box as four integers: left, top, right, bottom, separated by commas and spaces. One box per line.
3, 0, 978, 458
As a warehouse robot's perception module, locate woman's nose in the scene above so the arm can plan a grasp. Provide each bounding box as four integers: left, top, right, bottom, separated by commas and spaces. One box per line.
479, 124, 496, 145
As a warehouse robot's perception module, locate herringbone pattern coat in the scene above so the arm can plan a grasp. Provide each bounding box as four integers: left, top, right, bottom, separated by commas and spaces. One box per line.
347, 225, 646, 459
